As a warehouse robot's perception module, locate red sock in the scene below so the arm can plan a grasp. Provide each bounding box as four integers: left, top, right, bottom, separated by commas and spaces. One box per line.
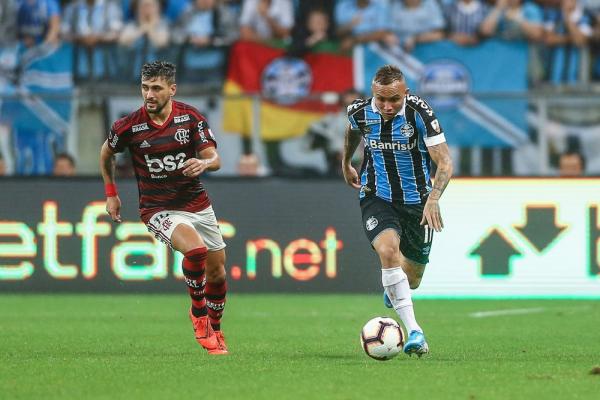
205, 280, 227, 331
183, 247, 208, 317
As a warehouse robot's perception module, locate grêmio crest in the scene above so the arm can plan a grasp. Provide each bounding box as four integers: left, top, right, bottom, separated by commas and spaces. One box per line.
261, 57, 312, 105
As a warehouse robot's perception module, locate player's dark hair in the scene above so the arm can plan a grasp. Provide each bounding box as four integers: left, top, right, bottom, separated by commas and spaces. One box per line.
373, 65, 405, 85
141, 61, 176, 84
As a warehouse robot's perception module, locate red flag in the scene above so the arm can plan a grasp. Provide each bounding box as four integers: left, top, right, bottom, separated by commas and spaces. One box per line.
223, 41, 353, 141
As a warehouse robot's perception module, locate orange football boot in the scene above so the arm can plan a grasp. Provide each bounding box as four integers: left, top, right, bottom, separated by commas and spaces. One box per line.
189, 309, 219, 351
208, 331, 228, 355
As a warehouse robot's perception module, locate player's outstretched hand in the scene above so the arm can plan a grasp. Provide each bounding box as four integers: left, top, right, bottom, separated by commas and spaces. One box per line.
420, 197, 443, 232
106, 195, 122, 223
342, 164, 361, 189
182, 158, 209, 178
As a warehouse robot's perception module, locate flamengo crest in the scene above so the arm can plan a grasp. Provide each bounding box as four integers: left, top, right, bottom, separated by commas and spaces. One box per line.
174, 128, 190, 144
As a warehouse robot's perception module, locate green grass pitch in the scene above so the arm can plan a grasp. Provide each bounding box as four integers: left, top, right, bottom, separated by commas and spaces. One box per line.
1, 294, 599, 399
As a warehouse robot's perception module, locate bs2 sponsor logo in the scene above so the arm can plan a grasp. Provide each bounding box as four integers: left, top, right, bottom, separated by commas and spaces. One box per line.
144, 153, 187, 173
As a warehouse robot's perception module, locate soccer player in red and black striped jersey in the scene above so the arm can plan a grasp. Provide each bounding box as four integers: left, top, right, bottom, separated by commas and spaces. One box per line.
100, 61, 228, 354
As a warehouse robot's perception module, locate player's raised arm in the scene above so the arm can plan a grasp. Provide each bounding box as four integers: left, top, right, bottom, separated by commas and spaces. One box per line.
100, 140, 122, 223
341, 124, 362, 189
421, 142, 453, 232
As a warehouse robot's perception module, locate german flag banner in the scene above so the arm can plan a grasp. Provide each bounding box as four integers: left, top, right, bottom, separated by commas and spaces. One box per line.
222, 40, 353, 141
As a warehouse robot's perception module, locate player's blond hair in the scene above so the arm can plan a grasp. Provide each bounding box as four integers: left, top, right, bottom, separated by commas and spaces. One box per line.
373, 65, 405, 86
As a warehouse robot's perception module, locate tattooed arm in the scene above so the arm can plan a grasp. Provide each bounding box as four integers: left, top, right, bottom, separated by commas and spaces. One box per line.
421, 142, 453, 231
341, 124, 362, 189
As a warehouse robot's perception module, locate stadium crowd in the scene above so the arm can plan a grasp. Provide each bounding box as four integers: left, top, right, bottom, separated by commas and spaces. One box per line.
0, 0, 597, 177
2, 0, 600, 84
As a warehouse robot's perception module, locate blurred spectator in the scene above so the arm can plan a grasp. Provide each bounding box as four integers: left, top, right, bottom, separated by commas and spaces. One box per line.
305, 89, 363, 176
239, 0, 294, 42
390, 0, 446, 52
237, 153, 261, 176
53, 152, 76, 176
445, 0, 490, 46
119, 0, 169, 80
590, 1, 600, 79
558, 150, 585, 176
214, 0, 242, 45
174, 0, 229, 83
17, 0, 61, 47
61, 0, 124, 80
119, 0, 168, 48
0, 0, 18, 45
543, 0, 592, 84
288, 7, 337, 56
335, 0, 396, 51
480, 0, 544, 41
164, 0, 191, 22
0, 0, 18, 91
174, 0, 218, 47
0, 157, 6, 175
290, 1, 336, 54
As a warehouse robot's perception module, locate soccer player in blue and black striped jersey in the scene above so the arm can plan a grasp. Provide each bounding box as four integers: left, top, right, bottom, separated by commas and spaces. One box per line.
342, 65, 453, 357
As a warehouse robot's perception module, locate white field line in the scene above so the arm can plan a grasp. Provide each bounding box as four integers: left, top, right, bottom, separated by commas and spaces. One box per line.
469, 307, 545, 318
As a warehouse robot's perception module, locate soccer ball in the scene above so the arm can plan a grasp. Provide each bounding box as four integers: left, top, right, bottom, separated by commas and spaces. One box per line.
360, 317, 404, 360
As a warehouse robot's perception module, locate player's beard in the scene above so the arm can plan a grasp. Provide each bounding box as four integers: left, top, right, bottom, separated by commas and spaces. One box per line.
145, 99, 168, 114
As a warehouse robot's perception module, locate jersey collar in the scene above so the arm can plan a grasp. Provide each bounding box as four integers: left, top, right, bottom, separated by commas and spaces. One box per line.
143, 100, 176, 129
370, 96, 406, 118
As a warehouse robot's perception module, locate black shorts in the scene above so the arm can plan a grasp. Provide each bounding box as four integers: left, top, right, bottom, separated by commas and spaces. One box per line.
360, 195, 434, 265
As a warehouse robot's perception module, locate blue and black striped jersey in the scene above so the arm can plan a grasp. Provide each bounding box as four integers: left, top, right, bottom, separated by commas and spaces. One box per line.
347, 94, 446, 204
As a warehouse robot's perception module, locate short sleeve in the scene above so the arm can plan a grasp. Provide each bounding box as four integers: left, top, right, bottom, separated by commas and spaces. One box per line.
423, 116, 446, 147
422, 111, 446, 147
107, 119, 132, 153
346, 99, 366, 131
195, 118, 217, 152
409, 96, 446, 147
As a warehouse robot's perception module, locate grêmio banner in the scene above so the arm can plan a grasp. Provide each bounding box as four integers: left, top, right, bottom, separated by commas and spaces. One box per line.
1, 178, 599, 297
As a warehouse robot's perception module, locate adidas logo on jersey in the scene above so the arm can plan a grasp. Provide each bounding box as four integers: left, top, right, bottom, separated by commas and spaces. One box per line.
140, 140, 151, 148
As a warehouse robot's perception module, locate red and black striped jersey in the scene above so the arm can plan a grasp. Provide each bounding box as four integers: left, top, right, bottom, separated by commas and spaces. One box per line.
107, 100, 217, 223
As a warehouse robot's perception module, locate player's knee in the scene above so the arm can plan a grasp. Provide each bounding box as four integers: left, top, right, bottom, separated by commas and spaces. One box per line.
377, 245, 401, 264
207, 271, 226, 285
206, 263, 226, 283
172, 225, 204, 254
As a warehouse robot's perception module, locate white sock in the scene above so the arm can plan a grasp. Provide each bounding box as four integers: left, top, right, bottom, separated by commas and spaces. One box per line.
381, 267, 422, 334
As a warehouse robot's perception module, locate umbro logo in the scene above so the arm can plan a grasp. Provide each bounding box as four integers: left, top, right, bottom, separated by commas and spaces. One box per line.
140, 140, 151, 148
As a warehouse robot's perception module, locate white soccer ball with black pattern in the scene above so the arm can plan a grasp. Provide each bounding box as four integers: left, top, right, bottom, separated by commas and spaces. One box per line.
360, 317, 404, 360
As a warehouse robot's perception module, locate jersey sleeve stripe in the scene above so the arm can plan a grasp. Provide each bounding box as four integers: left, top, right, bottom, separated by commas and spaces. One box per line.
424, 133, 446, 147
